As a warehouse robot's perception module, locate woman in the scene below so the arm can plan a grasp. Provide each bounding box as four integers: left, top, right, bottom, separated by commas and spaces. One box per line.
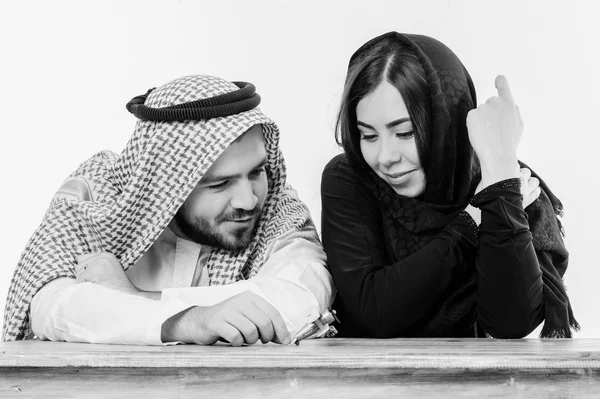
321, 32, 577, 338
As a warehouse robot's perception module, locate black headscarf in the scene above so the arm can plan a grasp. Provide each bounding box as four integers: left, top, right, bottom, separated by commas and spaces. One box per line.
345, 32, 578, 338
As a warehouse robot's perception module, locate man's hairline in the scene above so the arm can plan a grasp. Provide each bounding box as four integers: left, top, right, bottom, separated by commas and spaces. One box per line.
199, 124, 268, 186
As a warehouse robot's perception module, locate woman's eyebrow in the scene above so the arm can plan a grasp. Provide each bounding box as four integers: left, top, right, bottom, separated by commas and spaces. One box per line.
386, 117, 411, 128
357, 118, 411, 129
357, 121, 374, 130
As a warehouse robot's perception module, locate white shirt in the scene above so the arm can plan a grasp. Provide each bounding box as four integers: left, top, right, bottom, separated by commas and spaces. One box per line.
30, 226, 334, 345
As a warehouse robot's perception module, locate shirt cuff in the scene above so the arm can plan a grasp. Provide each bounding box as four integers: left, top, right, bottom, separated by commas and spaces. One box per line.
470, 178, 521, 207
458, 210, 480, 238
145, 300, 194, 345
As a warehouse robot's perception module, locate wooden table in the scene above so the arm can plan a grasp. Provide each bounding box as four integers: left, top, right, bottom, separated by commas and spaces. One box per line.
2, 338, 600, 398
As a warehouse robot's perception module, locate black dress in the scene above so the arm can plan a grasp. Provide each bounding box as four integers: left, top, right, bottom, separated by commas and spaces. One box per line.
321, 154, 545, 338
323, 32, 575, 339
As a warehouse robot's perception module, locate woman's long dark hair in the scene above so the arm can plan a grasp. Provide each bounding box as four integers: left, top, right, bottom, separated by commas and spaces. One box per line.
335, 37, 433, 177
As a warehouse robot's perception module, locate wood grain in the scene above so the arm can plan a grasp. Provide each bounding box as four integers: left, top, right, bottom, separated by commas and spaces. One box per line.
2, 367, 600, 398
1, 339, 600, 398
2, 338, 600, 369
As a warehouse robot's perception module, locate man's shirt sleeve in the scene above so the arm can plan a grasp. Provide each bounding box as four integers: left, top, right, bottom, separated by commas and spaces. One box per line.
30, 225, 335, 343
31, 278, 191, 345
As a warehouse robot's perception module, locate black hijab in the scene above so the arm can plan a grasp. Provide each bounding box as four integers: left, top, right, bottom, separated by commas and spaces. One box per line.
345, 32, 578, 338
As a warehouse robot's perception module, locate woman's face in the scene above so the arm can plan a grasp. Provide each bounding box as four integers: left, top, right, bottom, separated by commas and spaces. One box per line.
357, 80, 426, 197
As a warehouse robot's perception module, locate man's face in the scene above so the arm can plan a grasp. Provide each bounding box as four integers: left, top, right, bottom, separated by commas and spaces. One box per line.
171, 124, 269, 252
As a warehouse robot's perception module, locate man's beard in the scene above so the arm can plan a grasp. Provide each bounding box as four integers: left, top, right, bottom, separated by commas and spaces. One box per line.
173, 207, 261, 252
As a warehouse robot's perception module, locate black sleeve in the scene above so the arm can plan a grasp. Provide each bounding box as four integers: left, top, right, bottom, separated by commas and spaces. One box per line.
472, 179, 545, 338
320, 156, 478, 337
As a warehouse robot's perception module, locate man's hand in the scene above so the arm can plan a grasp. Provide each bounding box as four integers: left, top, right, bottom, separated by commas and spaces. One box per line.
466, 75, 522, 187
76, 252, 153, 297
161, 291, 291, 346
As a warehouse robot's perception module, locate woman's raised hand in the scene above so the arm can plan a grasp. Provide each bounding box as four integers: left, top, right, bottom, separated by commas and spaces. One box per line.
520, 167, 541, 209
466, 75, 522, 187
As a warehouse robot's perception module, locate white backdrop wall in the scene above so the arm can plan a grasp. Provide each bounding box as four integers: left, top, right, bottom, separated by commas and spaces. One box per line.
1, 0, 598, 337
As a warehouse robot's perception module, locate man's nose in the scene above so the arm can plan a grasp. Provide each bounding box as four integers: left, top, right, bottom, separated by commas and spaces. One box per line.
230, 180, 259, 211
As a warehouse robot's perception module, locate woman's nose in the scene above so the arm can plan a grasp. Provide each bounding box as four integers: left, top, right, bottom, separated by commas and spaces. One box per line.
378, 138, 403, 167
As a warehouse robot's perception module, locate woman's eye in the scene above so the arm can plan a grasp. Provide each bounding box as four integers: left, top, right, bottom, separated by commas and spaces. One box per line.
360, 134, 377, 141
396, 131, 414, 139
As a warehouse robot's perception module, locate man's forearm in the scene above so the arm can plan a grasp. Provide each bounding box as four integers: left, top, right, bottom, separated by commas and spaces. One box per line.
161, 306, 202, 343
31, 278, 191, 345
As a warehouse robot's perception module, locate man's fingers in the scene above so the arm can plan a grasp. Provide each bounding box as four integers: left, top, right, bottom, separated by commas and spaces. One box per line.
240, 305, 276, 344
213, 292, 290, 345
217, 322, 245, 347
75, 262, 86, 282
226, 314, 260, 345
75, 253, 122, 282
250, 296, 290, 344
76, 262, 98, 283
495, 75, 514, 103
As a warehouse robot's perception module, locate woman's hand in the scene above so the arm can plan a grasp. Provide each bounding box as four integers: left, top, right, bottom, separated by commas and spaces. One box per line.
520, 167, 541, 208
464, 204, 481, 226
466, 75, 522, 187
468, 166, 539, 224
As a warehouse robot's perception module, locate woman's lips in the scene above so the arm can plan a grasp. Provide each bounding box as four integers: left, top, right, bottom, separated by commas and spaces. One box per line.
383, 169, 415, 184
385, 170, 413, 179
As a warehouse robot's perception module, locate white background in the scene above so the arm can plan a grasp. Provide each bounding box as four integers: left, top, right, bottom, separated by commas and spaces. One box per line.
1, 0, 598, 337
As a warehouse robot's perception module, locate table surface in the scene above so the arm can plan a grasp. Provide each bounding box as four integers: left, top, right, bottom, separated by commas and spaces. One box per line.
2, 337, 600, 369
2, 338, 600, 398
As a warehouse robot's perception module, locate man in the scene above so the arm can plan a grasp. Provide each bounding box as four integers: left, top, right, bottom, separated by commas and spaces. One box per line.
3, 75, 334, 346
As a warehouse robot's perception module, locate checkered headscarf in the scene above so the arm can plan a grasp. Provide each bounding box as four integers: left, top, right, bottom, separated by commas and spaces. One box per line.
3, 75, 312, 341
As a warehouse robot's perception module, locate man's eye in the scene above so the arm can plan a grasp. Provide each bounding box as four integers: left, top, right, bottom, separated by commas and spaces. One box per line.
209, 181, 228, 189
250, 167, 266, 177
